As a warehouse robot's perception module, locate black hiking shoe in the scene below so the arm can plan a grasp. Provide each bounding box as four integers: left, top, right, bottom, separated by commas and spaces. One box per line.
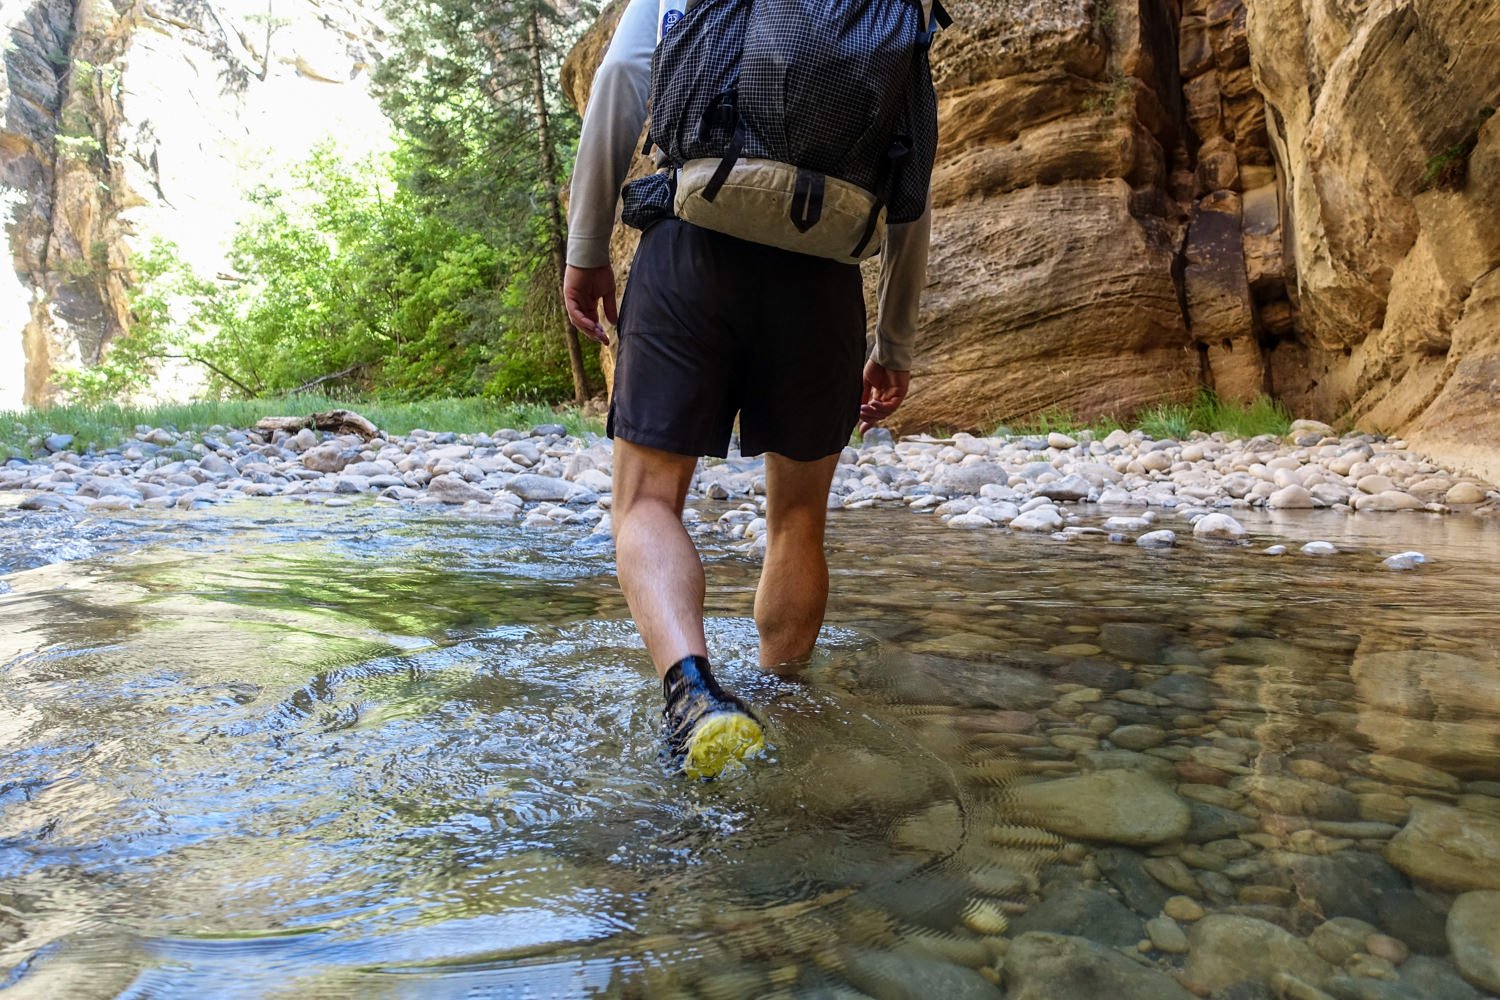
662, 655, 765, 779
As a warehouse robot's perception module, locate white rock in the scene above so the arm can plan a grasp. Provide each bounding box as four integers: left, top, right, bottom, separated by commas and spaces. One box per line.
1301, 541, 1338, 556
1137, 530, 1177, 548
1268, 484, 1316, 509
1382, 551, 1428, 570
1192, 513, 1247, 541
1353, 490, 1426, 512
428, 474, 492, 504
947, 513, 994, 529
1010, 506, 1064, 532
1263, 544, 1288, 556
1047, 432, 1077, 449
1447, 482, 1486, 505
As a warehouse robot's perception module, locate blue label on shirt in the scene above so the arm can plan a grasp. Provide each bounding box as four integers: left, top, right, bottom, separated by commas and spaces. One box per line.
660, 8, 684, 35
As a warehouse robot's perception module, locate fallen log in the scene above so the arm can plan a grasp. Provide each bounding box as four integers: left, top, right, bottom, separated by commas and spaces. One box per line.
255, 409, 381, 440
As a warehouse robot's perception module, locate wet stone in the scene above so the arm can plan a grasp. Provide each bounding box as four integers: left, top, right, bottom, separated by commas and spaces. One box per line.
1095, 848, 1172, 917
1184, 801, 1258, 843
1376, 890, 1451, 956
1310, 918, 1381, 965
840, 946, 1002, 1000
1004, 933, 1197, 1000
1185, 914, 1337, 994
1008, 887, 1144, 948
1386, 802, 1500, 891
1097, 623, 1174, 662
1110, 724, 1167, 751
1398, 956, 1485, 1000
1008, 770, 1191, 846
1324, 977, 1418, 1000
1448, 891, 1500, 995
1146, 915, 1189, 953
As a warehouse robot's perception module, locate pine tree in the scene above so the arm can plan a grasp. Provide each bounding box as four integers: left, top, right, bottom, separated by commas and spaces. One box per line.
374, 0, 594, 403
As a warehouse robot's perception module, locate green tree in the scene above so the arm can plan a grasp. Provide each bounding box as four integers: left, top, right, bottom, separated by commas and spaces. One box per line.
373, 0, 594, 403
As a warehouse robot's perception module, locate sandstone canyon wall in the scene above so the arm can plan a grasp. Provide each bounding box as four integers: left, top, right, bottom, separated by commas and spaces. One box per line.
0, 0, 390, 410
564, 0, 1500, 481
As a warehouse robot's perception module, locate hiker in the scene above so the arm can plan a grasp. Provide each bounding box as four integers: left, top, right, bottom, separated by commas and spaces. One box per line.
563, 0, 942, 778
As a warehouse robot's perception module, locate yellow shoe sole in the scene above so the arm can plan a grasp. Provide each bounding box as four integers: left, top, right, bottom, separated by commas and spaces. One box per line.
683, 712, 765, 779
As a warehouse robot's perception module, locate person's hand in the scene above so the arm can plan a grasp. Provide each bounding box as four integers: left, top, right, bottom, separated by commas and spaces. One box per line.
564, 264, 618, 345
859, 360, 910, 434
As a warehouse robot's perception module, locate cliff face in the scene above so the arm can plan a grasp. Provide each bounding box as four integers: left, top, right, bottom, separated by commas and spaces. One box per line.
1249, 0, 1500, 481
564, 0, 1500, 480
0, 0, 390, 410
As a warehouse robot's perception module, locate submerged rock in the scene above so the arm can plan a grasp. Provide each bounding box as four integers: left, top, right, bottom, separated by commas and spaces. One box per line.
1004, 932, 1196, 1000
1008, 770, 1191, 846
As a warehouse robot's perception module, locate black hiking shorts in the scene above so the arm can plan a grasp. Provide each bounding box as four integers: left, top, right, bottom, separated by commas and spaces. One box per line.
608, 219, 867, 462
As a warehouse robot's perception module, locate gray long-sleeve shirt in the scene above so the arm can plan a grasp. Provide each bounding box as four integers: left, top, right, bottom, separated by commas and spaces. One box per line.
565, 0, 931, 372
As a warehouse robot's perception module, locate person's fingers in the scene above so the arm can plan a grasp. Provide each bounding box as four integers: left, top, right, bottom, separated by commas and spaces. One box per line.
602, 286, 619, 326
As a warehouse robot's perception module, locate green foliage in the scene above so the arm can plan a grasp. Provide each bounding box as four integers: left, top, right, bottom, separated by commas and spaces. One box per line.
1003, 408, 1124, 438
984, 391, 1290, 441
0, 397, 603, 457
1422, 106, 1496, 191
152, 146, 600, 403
1135, 390, 1292, 441
53, 240, 224, 406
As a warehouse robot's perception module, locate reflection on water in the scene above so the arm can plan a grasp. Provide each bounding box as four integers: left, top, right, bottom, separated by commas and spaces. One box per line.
2, 500, 1499, 998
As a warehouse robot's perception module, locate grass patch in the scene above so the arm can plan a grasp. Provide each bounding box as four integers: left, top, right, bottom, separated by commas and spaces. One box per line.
0, 396, 604, 458
1001, 408, 1125, 439
984, 391, 1290, 442
1135, 390, 1291, 441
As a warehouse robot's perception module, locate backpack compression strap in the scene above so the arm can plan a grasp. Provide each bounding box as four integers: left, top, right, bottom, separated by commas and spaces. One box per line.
700, 92, 743, 203
851, 136, 912, 257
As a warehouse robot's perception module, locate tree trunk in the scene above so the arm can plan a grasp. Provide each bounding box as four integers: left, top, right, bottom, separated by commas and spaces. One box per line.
526, 6, 591, 404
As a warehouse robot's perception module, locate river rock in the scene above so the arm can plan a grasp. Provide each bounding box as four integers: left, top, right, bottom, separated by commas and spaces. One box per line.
1377, 890, 1451, 956
840, 946, 1002, 1000
300, 443, 354, 473
1446, 483, 1486, 505
1354, 754, 1461, 793
1004, 933, 1196, 1000
1009, 505, 1064, 532
1269, 484, 1317, 508
1007, 887, 1144, 948
1008, 770, 1190, 845
1251, 852, 1408, 926
1448, 891, 1500, 994
427, 475, 493, 505
1185, 914, 1337, 992
1035, 474, 1092, 501
1386, 802, 1500, 891
1095, 848, 1172, 916
1136, 529, 1177, 548
1399, 956, 1485, 1000
1309, 917, 1380, 965
1353, 491, 1427, 512
505, 473, 576, 502
932, 461, 1008, 496
1097, 622, 1173, 662
1242, 774, 1359, 820
1192, 513, 1248, 541
1349, 649, 1500, 775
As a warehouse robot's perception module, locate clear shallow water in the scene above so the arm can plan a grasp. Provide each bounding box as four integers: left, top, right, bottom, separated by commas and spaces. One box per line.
2, 499, 1499, 998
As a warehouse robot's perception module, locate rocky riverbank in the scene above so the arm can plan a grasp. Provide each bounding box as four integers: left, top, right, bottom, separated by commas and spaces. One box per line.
3, 418, 1497, 566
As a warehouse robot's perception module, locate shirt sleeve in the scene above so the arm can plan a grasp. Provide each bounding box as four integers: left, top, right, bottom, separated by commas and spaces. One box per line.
872, 198, 931, 373
566, 0, 659, 269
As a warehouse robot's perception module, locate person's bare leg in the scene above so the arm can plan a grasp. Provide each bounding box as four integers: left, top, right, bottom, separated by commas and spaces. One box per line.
611, 439, 705, 679
755, 451, 841, 669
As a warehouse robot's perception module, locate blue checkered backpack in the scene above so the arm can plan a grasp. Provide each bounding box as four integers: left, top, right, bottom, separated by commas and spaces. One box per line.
620, 0, 950, 261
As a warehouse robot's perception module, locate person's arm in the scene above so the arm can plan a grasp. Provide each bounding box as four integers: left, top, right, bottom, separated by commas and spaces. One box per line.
861, 199, 931, 429
563, 0, 657, 340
